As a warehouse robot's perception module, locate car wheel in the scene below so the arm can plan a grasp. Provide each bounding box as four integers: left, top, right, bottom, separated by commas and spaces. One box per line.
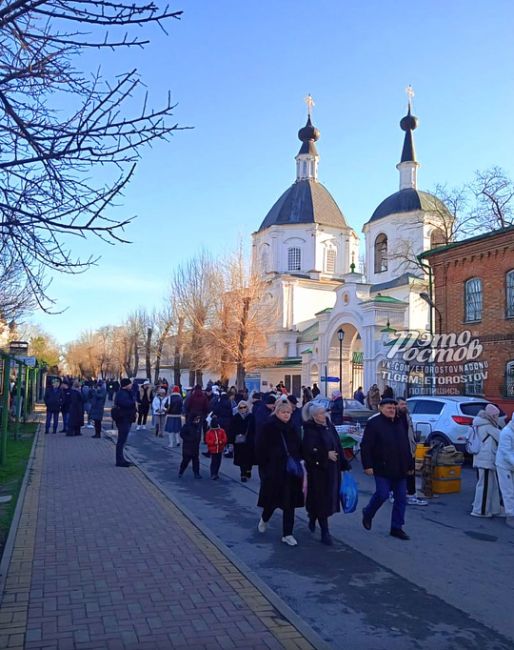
428, 433, 448, 448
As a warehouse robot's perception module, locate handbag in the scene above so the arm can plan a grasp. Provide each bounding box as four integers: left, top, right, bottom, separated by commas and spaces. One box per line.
235, 433, 247, 444
281, 434, 304, 479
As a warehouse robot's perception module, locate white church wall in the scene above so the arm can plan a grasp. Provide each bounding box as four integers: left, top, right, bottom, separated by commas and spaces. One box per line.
292, 284, 336, 325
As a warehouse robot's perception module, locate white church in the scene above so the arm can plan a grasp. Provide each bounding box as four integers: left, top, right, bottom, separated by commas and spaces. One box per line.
250, 95, 451, 398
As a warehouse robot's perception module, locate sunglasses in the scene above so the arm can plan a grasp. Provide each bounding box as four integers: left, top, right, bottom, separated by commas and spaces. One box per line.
238, 407, 248, 410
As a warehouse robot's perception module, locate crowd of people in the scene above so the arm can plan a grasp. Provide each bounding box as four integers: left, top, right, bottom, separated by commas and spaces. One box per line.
44, 375, 514, 542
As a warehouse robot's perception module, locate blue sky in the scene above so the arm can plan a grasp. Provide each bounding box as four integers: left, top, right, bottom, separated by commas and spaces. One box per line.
32, 0, 514, 343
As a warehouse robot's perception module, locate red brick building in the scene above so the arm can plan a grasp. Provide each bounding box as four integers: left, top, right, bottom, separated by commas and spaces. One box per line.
420, 225, 514, 414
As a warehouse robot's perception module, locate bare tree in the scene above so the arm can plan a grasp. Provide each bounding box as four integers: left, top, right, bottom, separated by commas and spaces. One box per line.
0, 1, 184, 309
206, 247, 279, 390
471, 166, 514, 230
171, 252, 215, 387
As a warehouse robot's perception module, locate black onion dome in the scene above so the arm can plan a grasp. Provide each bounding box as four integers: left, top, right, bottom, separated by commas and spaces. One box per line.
369, 189, 450, 222
298, 115, 320, 143
400, 105, 418, 132
258, 179, 347, 231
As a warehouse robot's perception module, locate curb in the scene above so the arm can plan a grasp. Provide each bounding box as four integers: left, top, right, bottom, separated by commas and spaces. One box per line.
0, 423, 40, 606
107, 433, 331, 650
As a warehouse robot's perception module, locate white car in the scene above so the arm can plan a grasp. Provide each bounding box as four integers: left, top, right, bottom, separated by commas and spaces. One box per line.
406, 396, 506, 451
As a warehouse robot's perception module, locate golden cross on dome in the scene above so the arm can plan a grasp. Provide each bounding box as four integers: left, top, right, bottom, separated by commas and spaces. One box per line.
304, 94, 315, 116
405, 84, 415, 108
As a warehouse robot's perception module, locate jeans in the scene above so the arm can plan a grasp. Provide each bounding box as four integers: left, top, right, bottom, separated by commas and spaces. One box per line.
210, 453, 222, 477
45, 410, 59, 433
363, 475, 407, 530
93, 419, 102, 436
116, 421, 131, 465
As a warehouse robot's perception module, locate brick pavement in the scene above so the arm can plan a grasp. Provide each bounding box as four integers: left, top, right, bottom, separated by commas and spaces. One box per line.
0, 429, 315, 650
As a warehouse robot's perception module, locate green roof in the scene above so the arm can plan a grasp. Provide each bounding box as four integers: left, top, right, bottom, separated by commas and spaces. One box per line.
315, 307, 332, 315
275, 357, 303, 367
361, 295, 406, 305
301, 348, 313, 354
297, 321, 319, 342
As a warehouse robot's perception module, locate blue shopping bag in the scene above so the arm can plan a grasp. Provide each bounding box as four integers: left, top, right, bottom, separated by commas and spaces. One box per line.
340, 472, 358, 514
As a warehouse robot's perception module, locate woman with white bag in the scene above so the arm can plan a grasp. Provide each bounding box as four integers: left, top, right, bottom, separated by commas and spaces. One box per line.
496, 415, 514, 528
470, 404, 502, 518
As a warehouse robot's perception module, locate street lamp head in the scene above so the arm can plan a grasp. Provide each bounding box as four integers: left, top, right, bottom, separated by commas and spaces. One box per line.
337, 328, 344, 342
419, 292, 434, 308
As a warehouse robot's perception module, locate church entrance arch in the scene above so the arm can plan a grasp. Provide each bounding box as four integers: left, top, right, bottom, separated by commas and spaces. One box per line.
326, 324, 363, 398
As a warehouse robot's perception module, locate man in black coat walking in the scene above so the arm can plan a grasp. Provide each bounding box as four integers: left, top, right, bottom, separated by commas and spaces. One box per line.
113, 378, 136, 467
360, 398, 414, 540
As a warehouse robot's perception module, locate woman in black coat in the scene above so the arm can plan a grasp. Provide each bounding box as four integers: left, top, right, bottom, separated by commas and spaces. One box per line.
255, 400, 304, 546
302, 401, 350, 545
229, 400, 255, 482
66, 381, 84, 436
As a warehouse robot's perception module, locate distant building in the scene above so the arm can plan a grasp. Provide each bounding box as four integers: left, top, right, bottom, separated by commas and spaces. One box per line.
420, 226, 514, 413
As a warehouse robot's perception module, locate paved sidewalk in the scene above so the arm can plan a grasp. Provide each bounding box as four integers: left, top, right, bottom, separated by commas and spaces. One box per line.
0, 429, 317, 650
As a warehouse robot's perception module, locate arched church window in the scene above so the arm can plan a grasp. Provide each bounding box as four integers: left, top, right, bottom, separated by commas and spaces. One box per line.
374, 234, 388, 273
430, 228, 446, 248
325, 248, 336, 274
260, 248, 270, 272
288, 247, 301, 272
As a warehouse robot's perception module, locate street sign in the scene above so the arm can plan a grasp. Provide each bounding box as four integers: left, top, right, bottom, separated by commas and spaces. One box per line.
320, 376, 340, 383
14, 356, 36, 367
9, 341, 28, 354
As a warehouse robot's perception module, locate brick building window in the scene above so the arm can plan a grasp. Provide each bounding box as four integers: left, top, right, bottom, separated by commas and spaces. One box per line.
507, 270, 514, 318
287, 247, 301, 272
374, 234, 388, 273
464, 277, 482, 322
506, 361, 514, 398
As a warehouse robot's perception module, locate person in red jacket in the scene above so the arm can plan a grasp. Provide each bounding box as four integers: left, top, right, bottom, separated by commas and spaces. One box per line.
205, 416, 228, 480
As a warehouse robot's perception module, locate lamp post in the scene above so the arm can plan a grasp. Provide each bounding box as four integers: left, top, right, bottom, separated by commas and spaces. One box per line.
337, 328, 344, 393
420, 292, 443, 335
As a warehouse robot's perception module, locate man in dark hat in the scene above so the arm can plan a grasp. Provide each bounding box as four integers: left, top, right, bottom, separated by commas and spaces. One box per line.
112, 378, 137, 467
360, 397, 414, 540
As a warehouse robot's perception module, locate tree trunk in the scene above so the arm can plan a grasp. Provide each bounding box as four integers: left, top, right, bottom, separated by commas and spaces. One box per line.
173, 316, 184, 387
145, 326, 153, 380
131, 334, 139, 377
235, 297, 250, 391
154, 322, 172, 385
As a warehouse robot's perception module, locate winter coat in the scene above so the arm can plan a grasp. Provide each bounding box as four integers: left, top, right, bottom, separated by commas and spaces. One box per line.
61, 387, 72, 413
361, 412, 414, 479
303, 420, 349, 519
81, 385, 93, 405
89, 385, 107, 421
397, 410, 417, 456
256, 415, 304, 511
180, 421, 202, 456
330, 397, 344, 426
253, 400, 271, 440
205, 427, 228, 454
472, 412, 500, 470
114, 388, 137, 424
366, 386, 381, 410
185, 389, 209, 418
167, 393, 183, 415
138, 385, 153, 411
496, 420, 514, 471
152, 395, 169, 415
354, 389, 365, 405
68, 389, 84, 429
290, 407, 303, 438
44, 387, 62, 412
213, 395, 233, 431
229, 413, 256, 468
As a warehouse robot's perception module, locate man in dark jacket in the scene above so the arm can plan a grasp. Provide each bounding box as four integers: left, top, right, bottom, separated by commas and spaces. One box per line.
360, 398, 414, 540
330, 390, 344, 426
113, 378, 137, 467
60, 381, 72, 433
44, 379, 62, 434
179, 415, 202, 478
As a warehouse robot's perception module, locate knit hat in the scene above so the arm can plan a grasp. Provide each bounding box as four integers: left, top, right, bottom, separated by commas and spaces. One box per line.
172, 385, 180, 393
263, 393, 276, 405
331, 390, 342, 399
485, 404, 500, 420
120, 378, 132, 388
